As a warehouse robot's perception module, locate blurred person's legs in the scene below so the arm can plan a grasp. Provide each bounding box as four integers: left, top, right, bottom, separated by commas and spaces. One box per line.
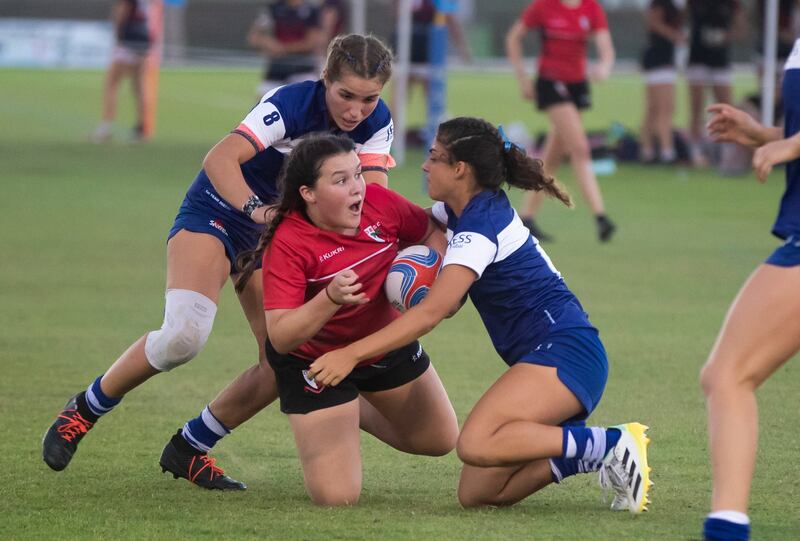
647, 68, 677, 163
520, 131, 562, 242
92, 46, 146, 143
687, 65, 710, 166
546, 103, 615, 241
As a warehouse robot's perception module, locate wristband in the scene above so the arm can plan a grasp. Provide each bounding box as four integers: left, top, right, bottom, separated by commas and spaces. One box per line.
325, 284, 344, 306
242, 194, 265, 217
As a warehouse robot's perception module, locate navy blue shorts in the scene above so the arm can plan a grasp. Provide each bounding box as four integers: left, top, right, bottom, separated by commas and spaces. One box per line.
765, 235, 800, 267
168, 185, 264, 273
517, 327, 608, 423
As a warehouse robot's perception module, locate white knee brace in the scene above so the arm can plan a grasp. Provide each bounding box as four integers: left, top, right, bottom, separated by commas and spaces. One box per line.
144, 289, 217, 372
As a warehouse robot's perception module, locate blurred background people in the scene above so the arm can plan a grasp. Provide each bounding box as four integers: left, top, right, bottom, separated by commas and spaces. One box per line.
639, 0, 685, 165
319, 0, 348, 47
506, 0, 617, 243
247, 0, 323, 96
91, 0, 153, 143
747, 0, 800, 124
685, 0, 746, 167
391, 0, 472, 146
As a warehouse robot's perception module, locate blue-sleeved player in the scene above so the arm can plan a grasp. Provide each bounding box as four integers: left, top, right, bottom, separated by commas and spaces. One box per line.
309, 116, 653, 513
700, 38, 800, 541
42, 34, 396, 489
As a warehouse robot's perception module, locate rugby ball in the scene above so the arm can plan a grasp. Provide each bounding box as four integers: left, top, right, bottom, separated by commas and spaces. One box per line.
384, 245, 442, 312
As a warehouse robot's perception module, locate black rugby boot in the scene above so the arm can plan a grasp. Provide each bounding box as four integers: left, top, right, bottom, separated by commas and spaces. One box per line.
159, 430, 246, 491
42, 392, 96, 471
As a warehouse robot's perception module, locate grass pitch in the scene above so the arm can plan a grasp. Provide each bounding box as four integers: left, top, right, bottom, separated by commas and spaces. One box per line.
1, 68, 798, 540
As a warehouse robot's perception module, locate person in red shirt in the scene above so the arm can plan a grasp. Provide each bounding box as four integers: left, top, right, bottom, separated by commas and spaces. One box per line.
233, 133, 458, 506
506, 0, 616, 243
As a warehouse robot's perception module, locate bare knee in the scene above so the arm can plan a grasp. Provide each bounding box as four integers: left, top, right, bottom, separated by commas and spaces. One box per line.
415, 432, 457, 457
307, 484, 361, 507
456, 430, 493, 467
567, 140, 592, 163
700, 357, 757, 398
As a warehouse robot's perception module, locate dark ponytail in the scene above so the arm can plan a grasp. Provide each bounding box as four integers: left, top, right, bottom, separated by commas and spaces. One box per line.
234, 134, 357, 293
435, 117, 572, 207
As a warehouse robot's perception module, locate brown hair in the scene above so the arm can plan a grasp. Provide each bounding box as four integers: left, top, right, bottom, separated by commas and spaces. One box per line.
323, 33, 393, 85
234, 134, 357, 293
436, 117, 572, 207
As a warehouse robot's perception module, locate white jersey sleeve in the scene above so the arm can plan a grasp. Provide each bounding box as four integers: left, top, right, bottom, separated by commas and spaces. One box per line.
235, 90, 288, 152
442, 231, 497, 279
430, 202, 447, 226
357, 119, 394, 156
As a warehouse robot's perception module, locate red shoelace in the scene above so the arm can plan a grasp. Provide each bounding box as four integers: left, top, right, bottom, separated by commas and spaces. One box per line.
188, 454, 225, 482
56, 410, 94, 442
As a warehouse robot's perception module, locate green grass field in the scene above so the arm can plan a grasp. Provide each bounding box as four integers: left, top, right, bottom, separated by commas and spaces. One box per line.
1, 68, 798, 540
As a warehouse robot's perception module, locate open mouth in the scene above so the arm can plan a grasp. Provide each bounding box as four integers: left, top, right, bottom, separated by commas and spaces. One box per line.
349, 199, 363, 214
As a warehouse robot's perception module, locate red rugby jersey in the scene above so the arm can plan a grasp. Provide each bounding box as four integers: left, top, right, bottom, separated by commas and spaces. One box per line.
262, 183, 429, 364
521, 0, 608, 83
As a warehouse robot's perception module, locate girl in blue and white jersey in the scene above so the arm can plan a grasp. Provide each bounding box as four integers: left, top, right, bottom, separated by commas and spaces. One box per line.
43, 34, 396, 489
309, 116, 652, 513
700, 38, 800, 541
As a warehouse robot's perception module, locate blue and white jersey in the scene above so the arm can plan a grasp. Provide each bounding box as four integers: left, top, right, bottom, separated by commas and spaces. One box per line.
183, 80, 394, 233
431, 190, 595, 366
773, 38, 800, 239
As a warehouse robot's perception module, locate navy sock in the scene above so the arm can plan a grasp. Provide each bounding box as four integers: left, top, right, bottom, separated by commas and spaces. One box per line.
703, 517, 750, 541
84, 375, 122, 418
562, 426, 621, 461
181, 406, 230, 453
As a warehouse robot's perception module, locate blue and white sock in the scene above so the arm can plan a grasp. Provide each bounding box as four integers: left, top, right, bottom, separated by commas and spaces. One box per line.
84, 375, 122, 418
181, 406, 230, 453
703, 511, 750, 541
549, 457, 603, 483
562, 426, 622, 462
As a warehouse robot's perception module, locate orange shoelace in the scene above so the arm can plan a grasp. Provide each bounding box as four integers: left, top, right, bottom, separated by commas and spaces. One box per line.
56, 410, 94, 442
188, 454, 225, 482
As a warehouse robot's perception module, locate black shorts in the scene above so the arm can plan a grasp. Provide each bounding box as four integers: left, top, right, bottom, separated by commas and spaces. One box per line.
266, 339, 431, 414
535, 78, 591, 111
264, 56, 318, 82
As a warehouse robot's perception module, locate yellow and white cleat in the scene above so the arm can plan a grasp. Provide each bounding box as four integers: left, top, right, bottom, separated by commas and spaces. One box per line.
600, 422, 652, 514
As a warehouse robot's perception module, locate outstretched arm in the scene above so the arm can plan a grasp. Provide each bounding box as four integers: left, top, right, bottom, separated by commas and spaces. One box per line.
307, 264, 477, 386
706, 103, 783, 148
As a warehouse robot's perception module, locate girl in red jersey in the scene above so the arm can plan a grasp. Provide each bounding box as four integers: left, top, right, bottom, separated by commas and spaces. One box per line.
42, 35, 399, 491
506, 0, 616, 242
233, 134, 458, 506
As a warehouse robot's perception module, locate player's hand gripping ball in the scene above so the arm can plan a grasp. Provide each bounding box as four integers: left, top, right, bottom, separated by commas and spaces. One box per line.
384, 245, 442, 312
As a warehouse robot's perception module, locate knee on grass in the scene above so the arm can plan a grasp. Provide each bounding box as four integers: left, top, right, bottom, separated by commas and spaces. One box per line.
307, 483, 362, 507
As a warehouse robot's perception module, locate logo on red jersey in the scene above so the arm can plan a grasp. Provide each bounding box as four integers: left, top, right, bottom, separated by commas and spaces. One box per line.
318, 246, 345, 262
364, 222, 386, 242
